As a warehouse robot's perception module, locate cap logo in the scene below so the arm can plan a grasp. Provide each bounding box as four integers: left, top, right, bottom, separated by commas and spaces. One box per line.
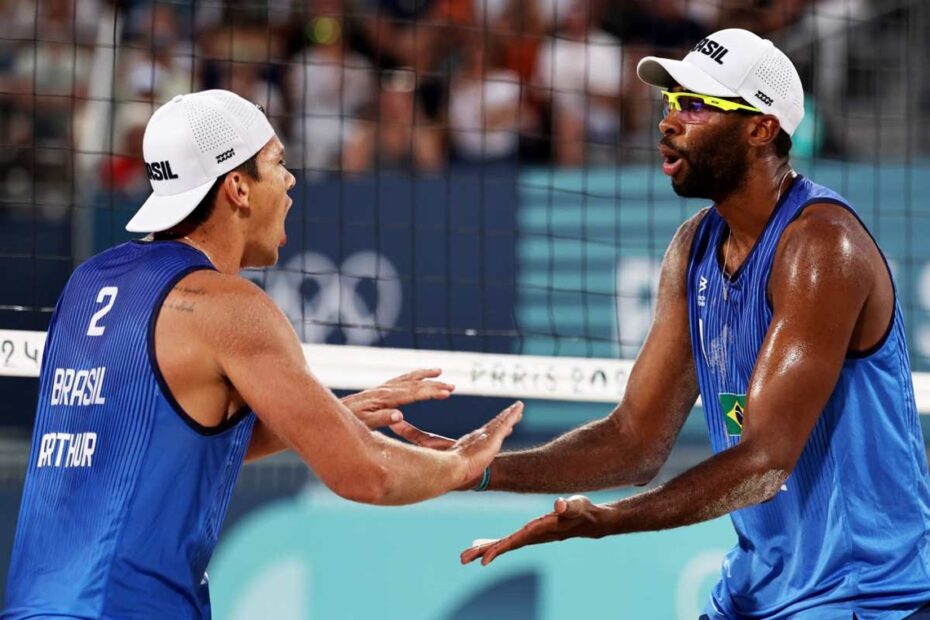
691, 37, 729, 65
755, 90, 774, 106
145, 160, 180, 181
215, 148, 235, 164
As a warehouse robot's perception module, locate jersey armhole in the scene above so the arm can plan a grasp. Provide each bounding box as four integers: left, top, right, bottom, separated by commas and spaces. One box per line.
147, 266, 252, 436
765, 198, 896, 359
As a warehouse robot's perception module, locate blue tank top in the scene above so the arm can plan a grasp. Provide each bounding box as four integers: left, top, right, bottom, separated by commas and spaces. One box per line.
3, 240, 255, 619
688, 176, 930, 618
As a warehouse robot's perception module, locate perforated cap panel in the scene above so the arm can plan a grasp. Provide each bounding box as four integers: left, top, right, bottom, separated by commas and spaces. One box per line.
185, 99, 239, 153
218, 91, 261, 131
754, 49, 802, 108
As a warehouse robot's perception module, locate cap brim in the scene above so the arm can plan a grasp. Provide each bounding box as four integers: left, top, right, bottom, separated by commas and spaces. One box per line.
125, 178, 216, 233
636, 56, 739, 98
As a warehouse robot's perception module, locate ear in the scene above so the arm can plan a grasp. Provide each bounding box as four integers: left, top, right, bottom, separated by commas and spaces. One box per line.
747, 115, 782, 149
220, 170, 252, 210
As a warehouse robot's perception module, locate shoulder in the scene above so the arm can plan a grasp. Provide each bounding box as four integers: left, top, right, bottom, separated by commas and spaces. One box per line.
771, 202, 874, 299
657, 208, 713, 293
665, 207, 712, 265
165, 270, 285, 334
162, 270, 298, 363
776, 202, 872, 270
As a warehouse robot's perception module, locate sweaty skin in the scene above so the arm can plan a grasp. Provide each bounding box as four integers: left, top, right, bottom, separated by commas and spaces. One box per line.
153, 136, 523, 506
395, 90, 894, 562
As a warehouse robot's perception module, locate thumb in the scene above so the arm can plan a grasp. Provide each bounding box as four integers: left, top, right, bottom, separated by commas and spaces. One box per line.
555, 495, 590, 518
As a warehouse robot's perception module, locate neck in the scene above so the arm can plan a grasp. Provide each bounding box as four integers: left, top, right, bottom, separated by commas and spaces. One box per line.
176, 224, 244, 275
714, 160, 794, 250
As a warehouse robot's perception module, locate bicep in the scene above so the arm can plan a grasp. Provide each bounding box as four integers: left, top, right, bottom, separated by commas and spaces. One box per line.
215, 289, 374, 474
611, 216, 702, 452
741, 212, 872, 468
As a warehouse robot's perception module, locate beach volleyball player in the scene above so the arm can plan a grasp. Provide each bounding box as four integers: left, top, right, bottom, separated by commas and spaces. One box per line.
2, 90, 522, 619
397, 29, 930, 617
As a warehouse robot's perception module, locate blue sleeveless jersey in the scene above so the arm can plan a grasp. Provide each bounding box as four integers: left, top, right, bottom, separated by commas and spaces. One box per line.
688, 176, 930, 618
4, 240, 255, 619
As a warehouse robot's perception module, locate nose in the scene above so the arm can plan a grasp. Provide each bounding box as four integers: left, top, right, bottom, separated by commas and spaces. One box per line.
286, 168, 296, 191
659, 109, 682, 137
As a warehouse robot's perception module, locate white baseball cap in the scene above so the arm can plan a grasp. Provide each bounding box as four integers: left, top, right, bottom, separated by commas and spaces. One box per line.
637, 28, 805, 136
126, 89, 275, 233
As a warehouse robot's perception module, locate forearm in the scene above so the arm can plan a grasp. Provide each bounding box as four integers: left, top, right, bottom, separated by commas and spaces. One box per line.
489, 416, 659, 494
246, 392, 373, 463
605, 442, 786, 534
372, 434, 465, 506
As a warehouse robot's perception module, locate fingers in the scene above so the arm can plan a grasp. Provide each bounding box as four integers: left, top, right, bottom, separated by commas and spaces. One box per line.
460, 540, 496, 565
461, 515, 553, 566
389, 420, 430, 443
359, 409, 403, 429
485, 401, 524, 435
459, 515, 540, 566
383, 379, 455, 406
389, 421, 455, 450
416, 381, 455, 400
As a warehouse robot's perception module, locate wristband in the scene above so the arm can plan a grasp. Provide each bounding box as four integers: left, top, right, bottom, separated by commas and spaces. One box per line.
473, 466, 491, 492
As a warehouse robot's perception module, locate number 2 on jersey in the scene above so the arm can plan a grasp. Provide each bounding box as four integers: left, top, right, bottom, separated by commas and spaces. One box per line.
87, 287, 118, 336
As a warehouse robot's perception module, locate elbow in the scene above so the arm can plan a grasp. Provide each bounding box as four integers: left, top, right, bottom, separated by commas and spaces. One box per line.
631, 458, 664, 486
742, 443, 792, 503
630, 446, 669, 487
633, 464, 661, 487
754, 467, 790, 503
329, 462, 392, 505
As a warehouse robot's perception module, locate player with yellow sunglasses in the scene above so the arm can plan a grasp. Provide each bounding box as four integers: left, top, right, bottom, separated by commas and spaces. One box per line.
661, 90, 762, 123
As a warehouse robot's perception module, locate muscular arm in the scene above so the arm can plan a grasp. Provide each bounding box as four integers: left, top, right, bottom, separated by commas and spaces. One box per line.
597, 205, 879, 532
462, 204, 891, 565
487, 212, 705, 493
205, 277, 516, 505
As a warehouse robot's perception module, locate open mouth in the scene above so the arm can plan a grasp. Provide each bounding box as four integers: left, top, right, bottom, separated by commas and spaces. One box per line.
662, 154, 683, 177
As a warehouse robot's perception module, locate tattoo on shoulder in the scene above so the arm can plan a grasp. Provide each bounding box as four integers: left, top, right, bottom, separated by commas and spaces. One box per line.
165, 300, 196, 313
177, 286, 207, 296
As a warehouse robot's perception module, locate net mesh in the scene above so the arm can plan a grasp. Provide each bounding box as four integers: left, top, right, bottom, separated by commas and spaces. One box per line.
2, 0, 930, 437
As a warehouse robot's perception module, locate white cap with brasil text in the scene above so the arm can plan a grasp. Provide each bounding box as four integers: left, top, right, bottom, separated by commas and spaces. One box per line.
126, 89, 275, 233
637, 28, 805, 136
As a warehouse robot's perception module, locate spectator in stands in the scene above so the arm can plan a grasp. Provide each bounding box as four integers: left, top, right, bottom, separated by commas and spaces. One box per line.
289, 0, 375, 172
121, 4, 196, 104
479, 0, 549, 161
532, 0, 622, 165
715, 0, 813, 35
99, 103, 149, 195
343, 68, 444, 172
447, 34, 522, 163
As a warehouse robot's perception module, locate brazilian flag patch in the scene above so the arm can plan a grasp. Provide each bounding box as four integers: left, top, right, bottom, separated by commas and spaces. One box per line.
718, 393, 746, 437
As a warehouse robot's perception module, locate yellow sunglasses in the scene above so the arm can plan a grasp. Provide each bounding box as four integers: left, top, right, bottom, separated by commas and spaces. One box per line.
661, 90, 762, 122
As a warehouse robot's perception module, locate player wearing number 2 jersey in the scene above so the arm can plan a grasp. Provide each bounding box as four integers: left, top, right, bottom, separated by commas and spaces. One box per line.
3, 90, 523, 619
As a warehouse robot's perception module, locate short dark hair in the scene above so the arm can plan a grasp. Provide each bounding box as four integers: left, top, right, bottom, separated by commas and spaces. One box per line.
155, 153, 261, 236
773, 129, 792, 159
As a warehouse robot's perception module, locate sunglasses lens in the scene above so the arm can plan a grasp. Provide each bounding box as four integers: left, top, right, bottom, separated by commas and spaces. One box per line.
680, 96, 706, 113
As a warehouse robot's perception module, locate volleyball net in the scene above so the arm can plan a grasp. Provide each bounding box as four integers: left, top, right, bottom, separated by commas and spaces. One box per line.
3, 1, 930, 431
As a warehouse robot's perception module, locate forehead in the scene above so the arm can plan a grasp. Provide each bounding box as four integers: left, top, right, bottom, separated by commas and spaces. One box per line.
258, 136, 285, 159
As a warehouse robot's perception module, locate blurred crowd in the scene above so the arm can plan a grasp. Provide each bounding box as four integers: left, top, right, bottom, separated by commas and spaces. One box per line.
0, 0, 826, 203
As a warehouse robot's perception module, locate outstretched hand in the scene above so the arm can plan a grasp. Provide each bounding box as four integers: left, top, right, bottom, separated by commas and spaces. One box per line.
341, 369, 454, 429
460, 495, 616, 566
390, 403, 523, 490
449, 401, 523, 486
